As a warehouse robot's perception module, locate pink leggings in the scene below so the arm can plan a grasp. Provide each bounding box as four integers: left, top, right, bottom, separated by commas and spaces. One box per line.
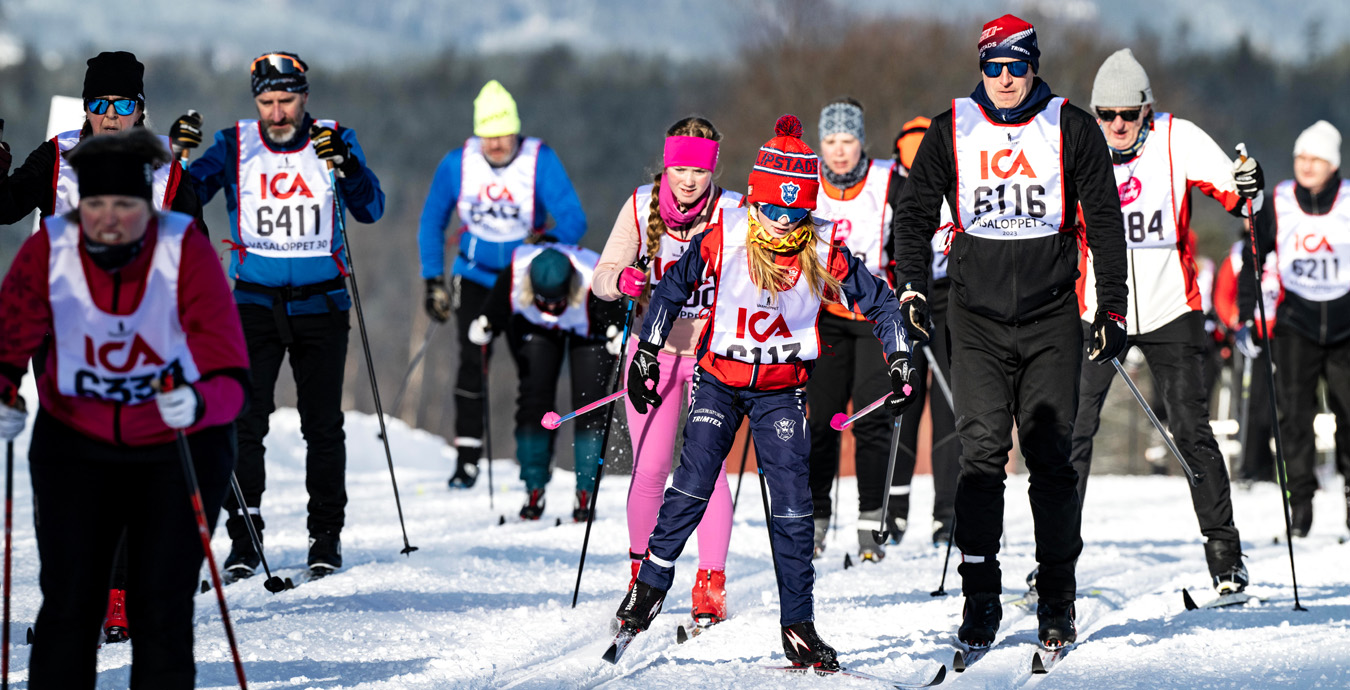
625, 346, 732, 572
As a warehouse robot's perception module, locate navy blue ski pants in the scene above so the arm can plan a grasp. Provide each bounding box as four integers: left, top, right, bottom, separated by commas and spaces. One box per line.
638, 371, 815, 626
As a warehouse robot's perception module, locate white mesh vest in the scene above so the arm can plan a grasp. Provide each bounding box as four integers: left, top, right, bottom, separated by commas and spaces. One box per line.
1274, 178, 1350, 301
508, 244, 599, 337
52, 130, 176, 215
235, 119, 337, 259
458, 137, 541, 243
952, 97, 1067, 239
632, 184, 743, 321
814, 160, 894, 282
48, 213, 201, 404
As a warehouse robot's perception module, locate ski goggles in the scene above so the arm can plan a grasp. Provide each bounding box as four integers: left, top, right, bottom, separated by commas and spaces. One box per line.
86, 98, 138, 116
1095, 107, 1145, 123
251, 53, 307, 78
534, 295, 569, 316
980, 60, 1032, 78
756, 202, 810, 225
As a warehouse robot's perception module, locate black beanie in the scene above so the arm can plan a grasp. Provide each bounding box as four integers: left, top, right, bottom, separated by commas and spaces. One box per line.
251, 51, 309, 96
82, 51, 145, 102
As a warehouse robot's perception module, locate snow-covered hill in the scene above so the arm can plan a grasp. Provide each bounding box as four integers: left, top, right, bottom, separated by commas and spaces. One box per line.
0, 405, 1346, 688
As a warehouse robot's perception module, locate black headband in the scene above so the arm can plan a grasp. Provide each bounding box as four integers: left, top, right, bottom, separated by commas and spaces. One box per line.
73, 153, 154, 202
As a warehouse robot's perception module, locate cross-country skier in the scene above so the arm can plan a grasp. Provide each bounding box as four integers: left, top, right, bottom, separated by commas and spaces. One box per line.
592, 117, 742, 628
418, 80, 587, 489
613, 115, 917, 670
466, 245, 623, 519
805, 97, 913, 562
0, 128, 248, 689
1240, 120, 1350, 537
179, 51, 385, 579
0, 50, 205, 228
1072, 48, 1258, 595
891, 15, 1129, 651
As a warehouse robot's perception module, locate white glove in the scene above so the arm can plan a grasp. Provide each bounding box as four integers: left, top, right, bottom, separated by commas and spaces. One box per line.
605, 325, 623, 356
0, 400, 26, 441
156, 385, 201, 429
1235, 323, 1262, 360
467, 315, 492, 346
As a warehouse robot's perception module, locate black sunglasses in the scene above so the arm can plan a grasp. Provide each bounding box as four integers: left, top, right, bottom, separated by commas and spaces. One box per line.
981, 61, 1031, 78
1096, 108, 1144, 123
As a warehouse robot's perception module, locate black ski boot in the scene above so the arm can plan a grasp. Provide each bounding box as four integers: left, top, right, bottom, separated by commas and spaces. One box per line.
1037, 600, 1076, 649
572, 490, 592, 523
957, 592, 1002, 649
886, 494, 909, 545
1291, 500, 1312, 538
1025, 566, 1040, 605
448, 458, 480, 489
1205, 539, 1249, 595
616, 579, 666, 631
931, 518, 952, 548
781, 621, 840, 671
223, 538, 261, 580
520, 489, 546, 520
308, 533, 342, 578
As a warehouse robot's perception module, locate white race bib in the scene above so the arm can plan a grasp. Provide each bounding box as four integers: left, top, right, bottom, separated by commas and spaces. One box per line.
53, 130, 176, 216
953, 97, 1067, 240
634, 185, 742, 320
236, 120, 337, 259
1274, 179, 1350, 301
509, 243, 599, 337
814, 160, 894, 282
458, 137, 541, 243
1114, 113, 1179, 249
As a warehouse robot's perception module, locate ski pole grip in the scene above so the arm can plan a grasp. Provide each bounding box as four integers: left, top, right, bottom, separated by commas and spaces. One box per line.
1235, 142, 1248, 163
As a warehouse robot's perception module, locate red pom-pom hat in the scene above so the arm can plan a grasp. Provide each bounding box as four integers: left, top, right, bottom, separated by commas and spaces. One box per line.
747, 114, 819, 210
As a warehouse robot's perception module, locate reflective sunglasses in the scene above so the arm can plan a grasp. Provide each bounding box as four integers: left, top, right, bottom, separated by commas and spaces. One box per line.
534, 295, 569, 315
86, 98, 137, 116
251, 53, 306, 77
980, 60, 1032, 78
1095, 108, 1144, 123
757, 202, 810, 225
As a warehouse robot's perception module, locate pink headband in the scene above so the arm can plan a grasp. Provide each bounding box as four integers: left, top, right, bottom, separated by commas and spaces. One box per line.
663, 135, 719, 171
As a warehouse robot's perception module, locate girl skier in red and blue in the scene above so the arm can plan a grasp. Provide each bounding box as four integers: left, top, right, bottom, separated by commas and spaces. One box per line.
609, 116, 919, 669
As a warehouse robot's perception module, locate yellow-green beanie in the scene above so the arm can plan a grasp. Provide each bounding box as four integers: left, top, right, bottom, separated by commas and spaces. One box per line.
474, 80, 521, 138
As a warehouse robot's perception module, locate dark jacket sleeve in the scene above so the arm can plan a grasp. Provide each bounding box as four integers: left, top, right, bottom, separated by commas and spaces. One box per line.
1063, 105, 1128, 318
891, 114, 954, 295
167, 166, 208, 237
0, 140, 56, 225
478, 270, 514, 335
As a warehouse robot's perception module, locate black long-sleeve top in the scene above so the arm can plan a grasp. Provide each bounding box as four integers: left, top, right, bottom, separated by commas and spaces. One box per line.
891, 84, 1128, 323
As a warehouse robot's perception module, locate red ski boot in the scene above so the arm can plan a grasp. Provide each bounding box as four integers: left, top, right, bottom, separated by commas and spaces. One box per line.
103, 588, 129, 643
690, 568, 727, 628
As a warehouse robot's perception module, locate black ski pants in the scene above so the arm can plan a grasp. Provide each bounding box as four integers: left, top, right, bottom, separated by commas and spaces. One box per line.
1235, 349, 1275, 483
806, 312, 918, 519
949, 297, 1082, 603
27, 411, 233, 690
228, 304, 350, 541
451, 276, 493, 460
1274, 326, 1350, 507
1070, 311, 1241, 554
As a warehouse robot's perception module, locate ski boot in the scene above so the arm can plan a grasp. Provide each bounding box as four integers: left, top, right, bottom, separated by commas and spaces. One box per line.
308, 533, 342, 579
885, 492, 909, 545
812, 517, 829, 559
223, 538, 261, 581
856, 509, 886, 563
449, 442, 482, 489
957, 592, 1002, 649
690, 568, 727, 627
520, 488, 546, 520
1037, 600, 1076, 649
1025, 566, 1040, 606
781, 621, 840, 671
572, 490, 592, 523
103, 588, 129, 644
1205, 539, 1249, 595
616, 578, 667, 631
1291, 500, 1312, 538
628, 551, 643, 589
932, 518, 952, 548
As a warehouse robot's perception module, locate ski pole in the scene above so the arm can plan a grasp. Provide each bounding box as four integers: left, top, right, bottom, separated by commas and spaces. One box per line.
227, 474, 292, 593
756, 465, 784, 600
1236, 353, 1253, 478
158, 377, 248, 689
922, 344, 954, 407
481, 344, 494, 510
869, 346, 918, 545
3, 437, 13, 690
1109, 358, 1203, 486
571, 257, 648, 608
730, 433, 751, 514
379, 321, 439, 439
541, 389, 627, 429
1237, 145, 1304, 610
322, 149, 418, 556
830, 392, 887, 431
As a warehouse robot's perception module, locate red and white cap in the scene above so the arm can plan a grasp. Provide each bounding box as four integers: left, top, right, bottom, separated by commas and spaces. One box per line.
747, 115, 819, 210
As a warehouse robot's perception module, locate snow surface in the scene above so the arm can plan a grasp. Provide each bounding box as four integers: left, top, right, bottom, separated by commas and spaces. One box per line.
1, 407, 1348, 689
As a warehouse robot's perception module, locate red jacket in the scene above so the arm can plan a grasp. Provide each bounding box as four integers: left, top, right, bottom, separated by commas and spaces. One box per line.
0, 214, 248, 446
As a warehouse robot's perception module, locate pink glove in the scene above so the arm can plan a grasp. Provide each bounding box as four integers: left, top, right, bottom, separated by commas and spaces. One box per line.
617, 266, 646, 298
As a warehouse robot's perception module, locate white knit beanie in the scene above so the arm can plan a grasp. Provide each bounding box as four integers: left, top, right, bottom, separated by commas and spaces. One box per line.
1293, 120, 1341, 170
1091, 49, 1153, 109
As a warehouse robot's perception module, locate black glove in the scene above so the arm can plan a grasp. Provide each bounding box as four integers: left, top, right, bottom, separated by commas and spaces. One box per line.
425, 277, 451, 323
1089, 310, 1128, 363
169, 111, 203, 156
884, 352, 918, 416
627, 341, 663, 415
897, 283, 932, 343
310, 124, 358, 177
1233, 154, 1263, 200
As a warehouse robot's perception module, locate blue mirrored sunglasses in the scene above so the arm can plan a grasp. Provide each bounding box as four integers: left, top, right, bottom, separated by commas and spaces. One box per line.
87, 98, 137, 116
757, 202, 810, 225
981, 60, 1031, 78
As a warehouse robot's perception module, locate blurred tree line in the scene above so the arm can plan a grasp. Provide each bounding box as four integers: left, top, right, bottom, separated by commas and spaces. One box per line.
2, 10, 1347, 477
